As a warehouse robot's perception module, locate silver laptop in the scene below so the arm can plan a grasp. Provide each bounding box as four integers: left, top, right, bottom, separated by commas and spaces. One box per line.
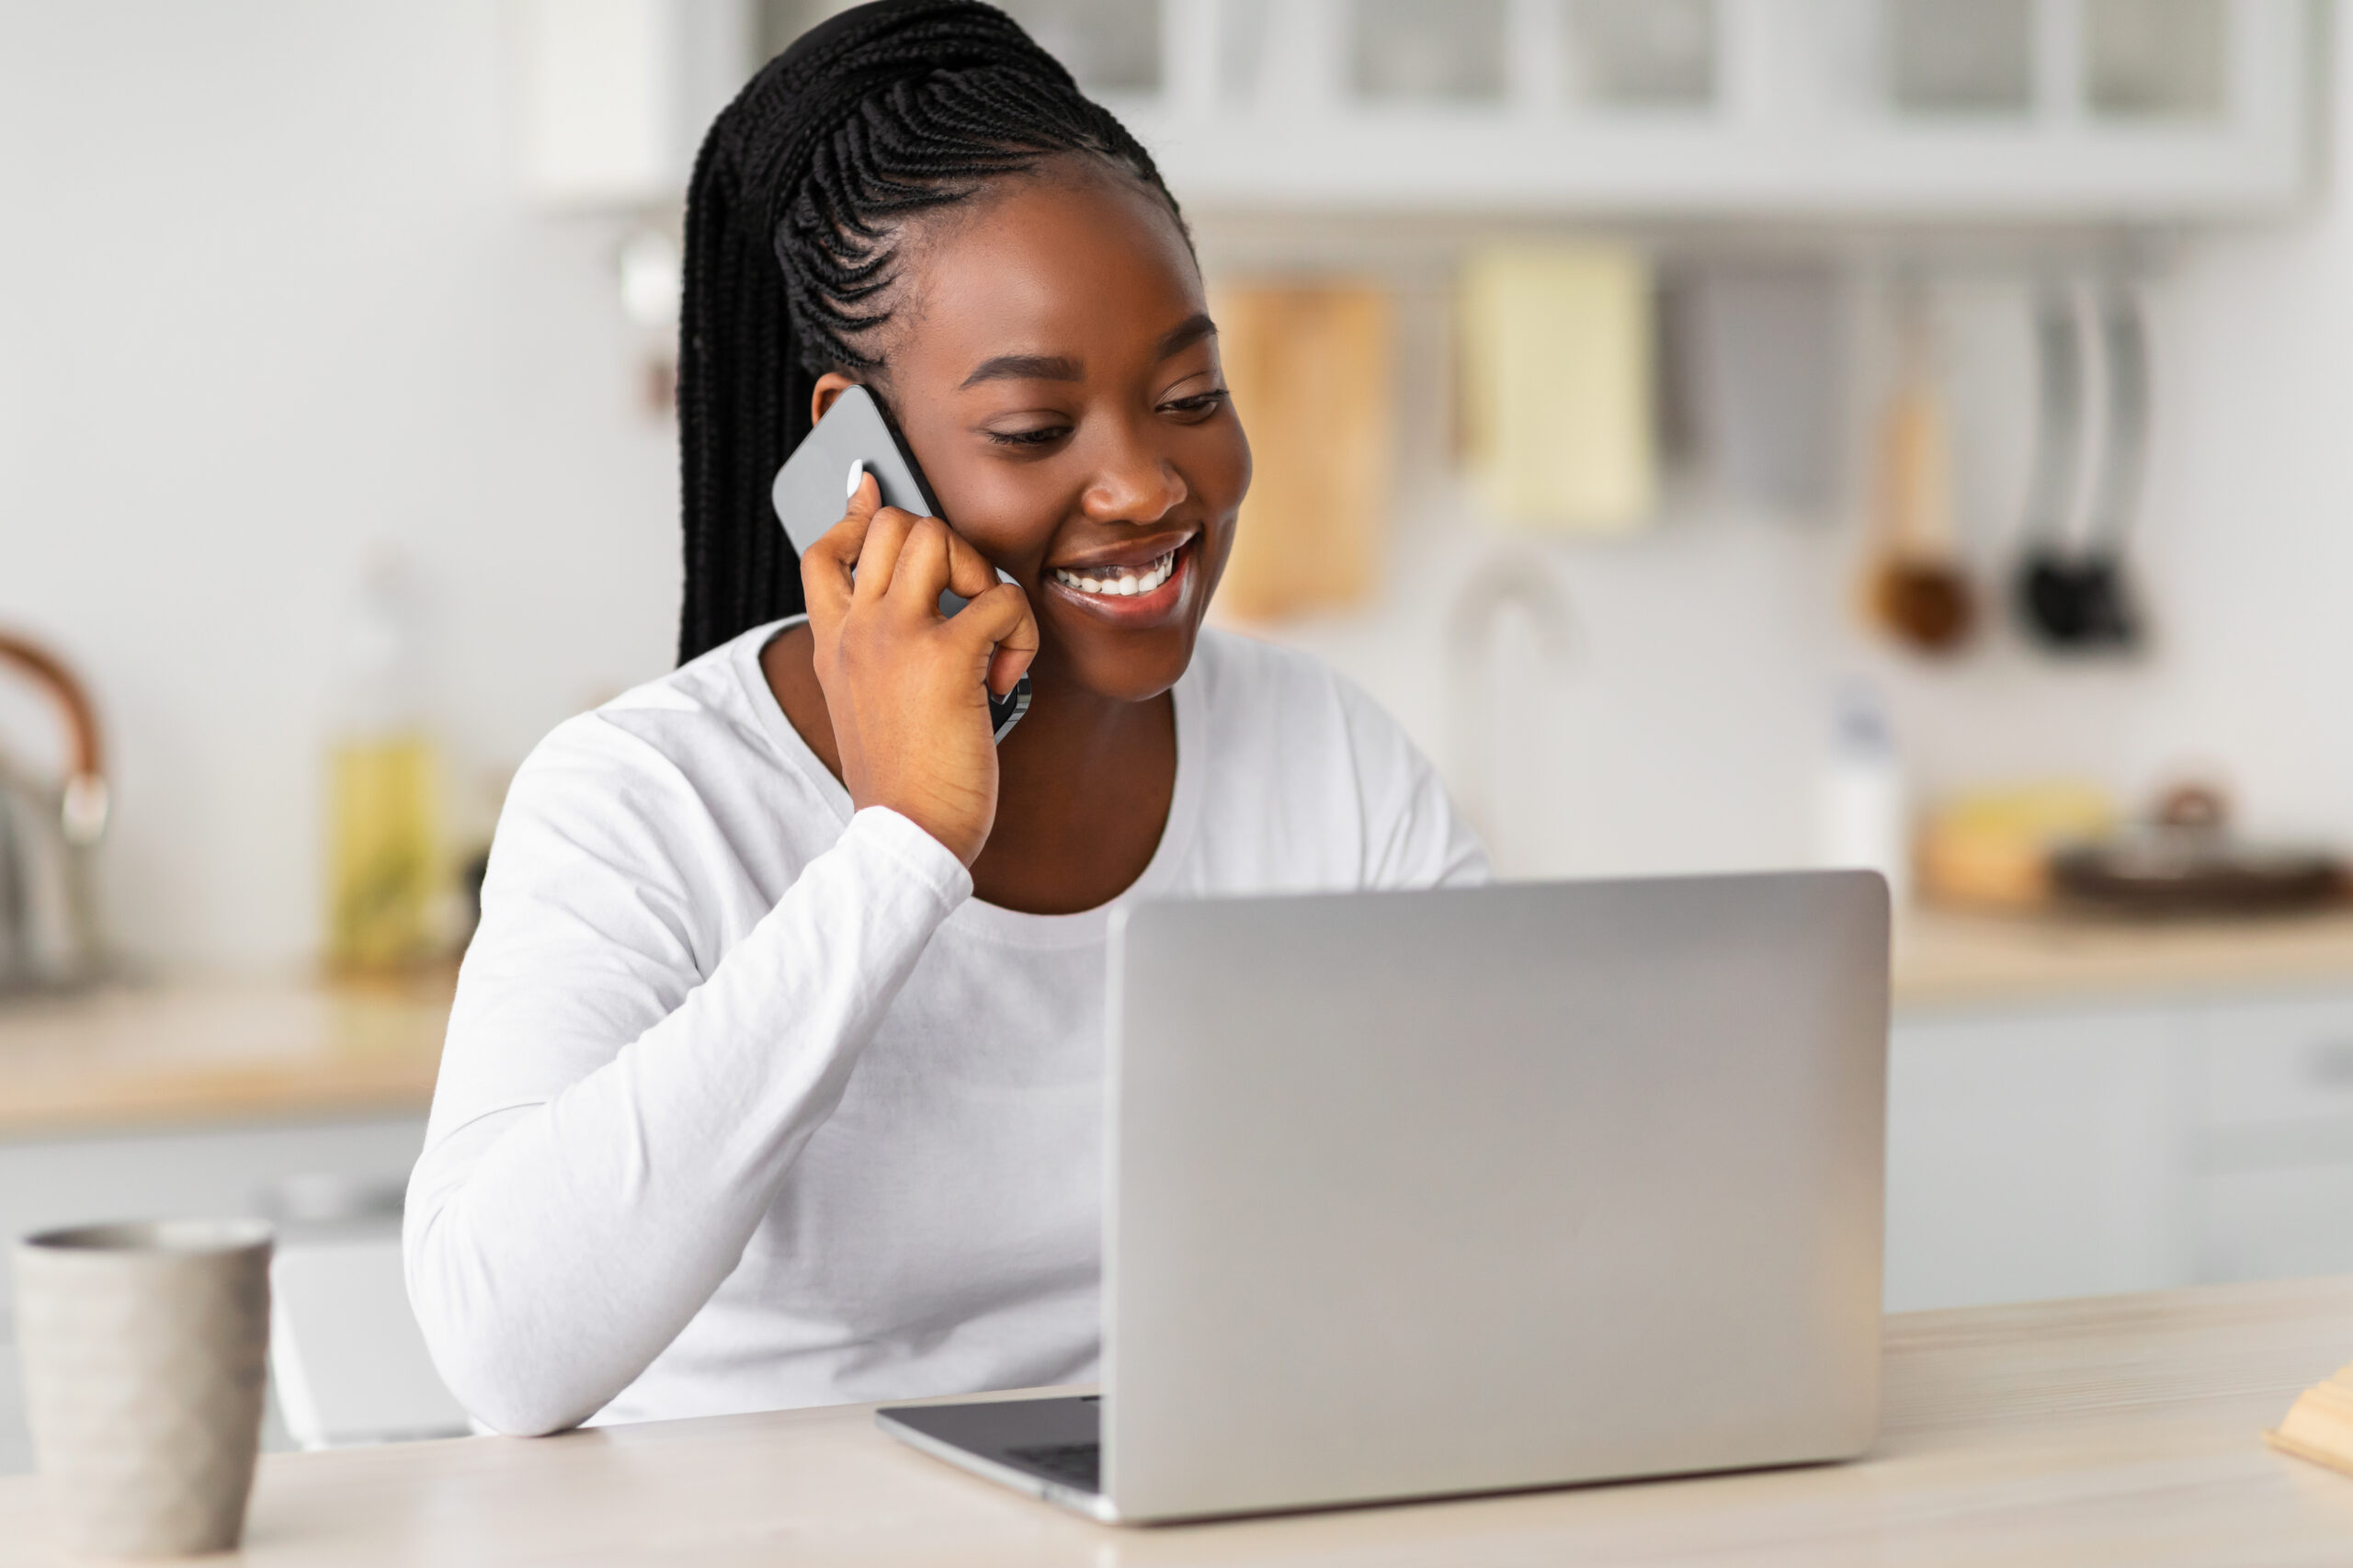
879, 870, 1889, 1523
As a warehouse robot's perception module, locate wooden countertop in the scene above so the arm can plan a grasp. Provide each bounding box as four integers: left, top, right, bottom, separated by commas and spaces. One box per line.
6, 908, 2353, 1138
5, 1275, 2350, 1565
1892, 905, 2353, 1011
0, 972, 453, 1136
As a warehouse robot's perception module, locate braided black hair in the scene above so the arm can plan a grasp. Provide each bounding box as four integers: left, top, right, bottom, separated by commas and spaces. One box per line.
676, 0, 1188, 664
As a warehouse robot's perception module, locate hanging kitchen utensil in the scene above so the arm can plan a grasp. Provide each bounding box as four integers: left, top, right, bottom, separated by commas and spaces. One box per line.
2018, 281, 2145, 652
1443, 550, 1577, 861
1688, 259, 1846, 515
2014, 282, 2088, 637
1864, 286, 1975, 653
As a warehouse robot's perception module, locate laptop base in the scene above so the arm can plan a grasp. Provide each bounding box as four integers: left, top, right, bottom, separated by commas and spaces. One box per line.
876, 1396, 1117, 1522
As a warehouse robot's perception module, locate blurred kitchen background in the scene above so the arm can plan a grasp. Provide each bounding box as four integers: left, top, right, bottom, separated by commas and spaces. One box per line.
5, 0, 2353, 1470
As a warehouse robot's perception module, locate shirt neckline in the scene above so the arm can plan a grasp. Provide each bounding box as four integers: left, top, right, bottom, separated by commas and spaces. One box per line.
730, 616, 1203, 948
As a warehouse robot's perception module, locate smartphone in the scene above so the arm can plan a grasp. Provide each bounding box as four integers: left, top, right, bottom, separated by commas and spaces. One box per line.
770, 384, 1030, 743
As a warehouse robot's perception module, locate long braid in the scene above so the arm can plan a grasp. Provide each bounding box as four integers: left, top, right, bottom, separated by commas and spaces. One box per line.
676, 0, 1187, 665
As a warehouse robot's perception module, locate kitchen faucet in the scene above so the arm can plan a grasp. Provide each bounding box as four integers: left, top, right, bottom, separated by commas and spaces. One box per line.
0, 631, 108, 994
1444, 551, 1577, 867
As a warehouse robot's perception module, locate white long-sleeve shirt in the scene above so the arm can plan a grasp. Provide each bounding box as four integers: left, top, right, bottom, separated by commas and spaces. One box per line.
404, 620, 1486, 1437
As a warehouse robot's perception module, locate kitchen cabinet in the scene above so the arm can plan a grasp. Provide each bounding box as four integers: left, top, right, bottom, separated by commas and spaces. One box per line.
0, 1113, 431, 1475
1885, 1002, 2188, 1310
0, 977, 451, 1474
1887, 983, 2353, 1312
2194, 1165, 2353, 1283
2188, 993, 2353, 1282
0, 1115, 429, 1284
525, 0, 2319, 219
1097, 0, 2315, 220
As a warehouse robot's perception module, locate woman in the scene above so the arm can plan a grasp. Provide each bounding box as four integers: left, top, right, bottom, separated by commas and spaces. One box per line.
405, 0, 1485, 1437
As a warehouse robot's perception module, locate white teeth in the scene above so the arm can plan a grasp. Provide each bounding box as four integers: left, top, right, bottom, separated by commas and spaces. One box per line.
1053, 551, 1176, 597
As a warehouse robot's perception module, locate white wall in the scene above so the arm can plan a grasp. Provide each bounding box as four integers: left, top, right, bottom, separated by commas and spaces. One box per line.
1, 4, 2347, 968
0, 1, 681, 970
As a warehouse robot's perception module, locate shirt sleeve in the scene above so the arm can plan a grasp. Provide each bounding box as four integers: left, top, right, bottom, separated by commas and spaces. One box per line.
403, 717, 970, 1437
1329, 669, 1493, 891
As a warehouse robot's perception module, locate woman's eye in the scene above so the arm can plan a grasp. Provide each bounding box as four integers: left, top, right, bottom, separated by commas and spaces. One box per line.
1160, 388, 1230, 420
983, 424, 1072, 449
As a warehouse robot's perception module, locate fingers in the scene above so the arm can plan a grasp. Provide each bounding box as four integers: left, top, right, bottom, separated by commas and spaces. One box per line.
879, 517, 1006, 626
882, 516, 953, 618
802, 472, 881, 623
852, 504, 920, 607
942, 581, 1041, 697
811, 483, 1033, 692
938, 526, 1002, 607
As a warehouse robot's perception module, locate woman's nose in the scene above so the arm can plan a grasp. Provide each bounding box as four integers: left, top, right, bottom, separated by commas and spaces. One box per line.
1081, 417, 1188, 526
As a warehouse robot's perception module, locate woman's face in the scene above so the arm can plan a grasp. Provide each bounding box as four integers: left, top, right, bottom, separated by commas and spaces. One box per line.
815, 159, 1249, 706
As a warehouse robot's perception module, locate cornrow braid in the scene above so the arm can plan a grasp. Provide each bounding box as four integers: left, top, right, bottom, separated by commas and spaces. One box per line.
676, 0, 1188, 665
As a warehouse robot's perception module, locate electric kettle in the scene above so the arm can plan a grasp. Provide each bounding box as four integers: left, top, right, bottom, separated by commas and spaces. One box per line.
0, 631, 108, 994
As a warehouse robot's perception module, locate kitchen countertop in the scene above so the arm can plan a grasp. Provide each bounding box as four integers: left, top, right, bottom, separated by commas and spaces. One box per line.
1893, 904, 2353, 1010
6, 907, 2352, 1138
4, 1274, 2349, 1565
0, 971, 454, 1137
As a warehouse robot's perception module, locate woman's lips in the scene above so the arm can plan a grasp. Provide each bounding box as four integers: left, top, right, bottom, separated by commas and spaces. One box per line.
1043, 539, 1191, 626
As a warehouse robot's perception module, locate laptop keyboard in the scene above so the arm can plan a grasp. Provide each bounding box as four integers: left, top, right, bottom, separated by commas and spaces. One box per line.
1007, 1441, 1102, 1493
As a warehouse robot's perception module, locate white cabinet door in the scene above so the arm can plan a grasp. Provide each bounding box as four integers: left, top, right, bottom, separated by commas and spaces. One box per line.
0, 1115, 430, 1475
2192, 994, 2353, 1133
2188, 992, 2353, 1283
1883, 1005, 2189, 1312
0, 1115, 428, 1257
2193, 1165, 2353, 1284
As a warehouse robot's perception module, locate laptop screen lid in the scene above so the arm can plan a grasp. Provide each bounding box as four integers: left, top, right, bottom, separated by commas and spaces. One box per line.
1101, 870, 1888, 1522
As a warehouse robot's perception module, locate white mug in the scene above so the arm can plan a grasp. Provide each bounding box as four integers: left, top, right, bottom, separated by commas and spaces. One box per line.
14, 1219, 273, 1557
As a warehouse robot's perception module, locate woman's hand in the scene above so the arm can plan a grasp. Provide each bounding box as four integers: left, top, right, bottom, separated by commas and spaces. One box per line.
801, 473, 1040, 867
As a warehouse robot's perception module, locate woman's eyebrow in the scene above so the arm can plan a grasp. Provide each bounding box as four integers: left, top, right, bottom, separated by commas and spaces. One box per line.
960, 352, 1083, 389
955, 315, 1216, 389
1154, 312, 1216, 359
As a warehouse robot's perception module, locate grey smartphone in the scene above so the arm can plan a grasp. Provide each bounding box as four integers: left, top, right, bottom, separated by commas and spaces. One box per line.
770, 384, 1030, 743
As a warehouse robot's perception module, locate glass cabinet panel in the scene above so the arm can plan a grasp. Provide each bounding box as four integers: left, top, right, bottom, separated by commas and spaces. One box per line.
2086, 0, 2226, 119
1886, 0, 2034, 114
1565, 0, 1717, 109
1351, 0, 1509, 105
757, 0, 857, 61
995, 0, 1164, 95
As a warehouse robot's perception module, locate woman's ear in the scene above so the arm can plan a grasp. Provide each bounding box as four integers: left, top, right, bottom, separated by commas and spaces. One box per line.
810, 371, 860, 428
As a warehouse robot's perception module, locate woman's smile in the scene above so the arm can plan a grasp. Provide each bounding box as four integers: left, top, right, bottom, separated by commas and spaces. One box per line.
1043, 531, 1197, 628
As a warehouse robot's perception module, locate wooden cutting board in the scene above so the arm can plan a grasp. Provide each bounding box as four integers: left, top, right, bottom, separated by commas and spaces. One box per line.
1209, 281, 1394, 622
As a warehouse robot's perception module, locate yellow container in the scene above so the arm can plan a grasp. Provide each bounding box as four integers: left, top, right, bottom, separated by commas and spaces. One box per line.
326, 733, 442, 973
1917, 781, 2115, 911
